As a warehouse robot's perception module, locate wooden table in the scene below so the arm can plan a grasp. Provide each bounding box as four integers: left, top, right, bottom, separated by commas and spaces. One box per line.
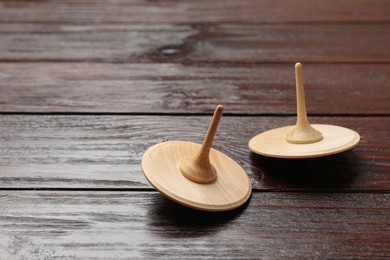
0, 1, 389, 259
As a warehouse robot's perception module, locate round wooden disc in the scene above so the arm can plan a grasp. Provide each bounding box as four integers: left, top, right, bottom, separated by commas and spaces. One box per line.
249, 124, 360, 159
142, 141, 252, 212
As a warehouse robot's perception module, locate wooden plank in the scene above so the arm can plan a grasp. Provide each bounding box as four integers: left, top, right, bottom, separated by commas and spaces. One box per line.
0, 0, 389, 24
0, 115, 388, 191
0, 63, 389, 114
0, 191, 389, 259
0, 24, 389, 63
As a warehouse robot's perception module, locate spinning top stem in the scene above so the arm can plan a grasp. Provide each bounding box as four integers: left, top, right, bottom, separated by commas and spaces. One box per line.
179, 105, 224, 183
286, 63, 323, 144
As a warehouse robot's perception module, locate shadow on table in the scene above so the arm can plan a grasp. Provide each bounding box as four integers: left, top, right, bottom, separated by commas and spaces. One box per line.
146, 193, 250, 238
250, 150, 361, 190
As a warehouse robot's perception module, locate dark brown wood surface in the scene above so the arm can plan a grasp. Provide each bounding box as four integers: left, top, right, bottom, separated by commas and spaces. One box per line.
0, 115, 388, 191
0, 24, 389, 63
0, 63, 388, 114
1, 0, 389, 24
0, 0, 389, 259
0, 191, 389, 259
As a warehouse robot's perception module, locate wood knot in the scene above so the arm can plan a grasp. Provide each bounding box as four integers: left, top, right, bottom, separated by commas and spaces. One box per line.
148, 44, 192, 61
160, 47, 181, 56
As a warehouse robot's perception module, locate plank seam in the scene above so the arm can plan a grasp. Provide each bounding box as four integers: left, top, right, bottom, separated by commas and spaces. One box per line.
0, 187, 389, 194
1, 21, 390, 26
1, 60, 390, 65
0, 112, 388, 117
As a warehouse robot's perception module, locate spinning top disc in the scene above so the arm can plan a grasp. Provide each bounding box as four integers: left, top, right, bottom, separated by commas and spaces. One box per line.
142, 141, 251, 211
249, 124, 360, 159
142, 105, 251, 212
249, 63, 360, 159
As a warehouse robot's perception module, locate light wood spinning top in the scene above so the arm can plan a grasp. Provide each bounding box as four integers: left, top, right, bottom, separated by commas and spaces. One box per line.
142, 105, 252, 212
249, 63, 360, 159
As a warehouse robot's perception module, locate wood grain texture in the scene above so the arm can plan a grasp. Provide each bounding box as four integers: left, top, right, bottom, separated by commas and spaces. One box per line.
0, 23, 389, 63
0, 1, 389, 259
0, 0, 389, 24
0, 191, 389, 259
0, 115, 388, 191
0, 63, 389, 114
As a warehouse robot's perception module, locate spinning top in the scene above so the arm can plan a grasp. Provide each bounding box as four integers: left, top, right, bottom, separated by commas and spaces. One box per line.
142, 105, 251, 212
249, 63, 360, 159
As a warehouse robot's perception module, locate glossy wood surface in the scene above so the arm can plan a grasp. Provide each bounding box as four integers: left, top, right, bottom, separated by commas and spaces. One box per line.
0, 0, 389, 258
1, 0, 389, 24
0, 115, 388, 191
0, 63, 388, 114
0, 24, 389, 63
0, 191, 389, 259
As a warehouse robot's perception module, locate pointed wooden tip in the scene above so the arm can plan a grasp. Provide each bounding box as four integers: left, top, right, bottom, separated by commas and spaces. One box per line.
179, 105, 224, 184
295, 62, 303, 81
215, 104, 224, 113
211, 105, 224, 128
199, 104, 224, 156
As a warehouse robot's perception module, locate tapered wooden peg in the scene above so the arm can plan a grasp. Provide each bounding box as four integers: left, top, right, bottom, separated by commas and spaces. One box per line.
286, 62, 323, 144
179, 105, 223, 183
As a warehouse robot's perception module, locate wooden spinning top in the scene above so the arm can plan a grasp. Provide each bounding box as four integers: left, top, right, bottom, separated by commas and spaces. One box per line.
142, 105, 251, 212
249, 63, 360, 159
